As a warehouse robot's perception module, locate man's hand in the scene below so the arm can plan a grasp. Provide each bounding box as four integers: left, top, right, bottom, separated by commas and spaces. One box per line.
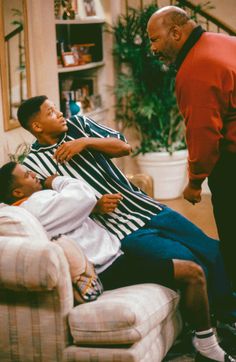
183, 181, 202, 205
54, 138, 88, 163
92, 193, 123, 214
43, 174, 59, 189
54, 137, 131, 163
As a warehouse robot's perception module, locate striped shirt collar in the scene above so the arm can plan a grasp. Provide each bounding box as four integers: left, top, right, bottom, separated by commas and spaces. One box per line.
32, 132, 67, 151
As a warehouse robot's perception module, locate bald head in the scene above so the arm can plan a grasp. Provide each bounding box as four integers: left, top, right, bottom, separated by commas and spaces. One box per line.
147, 6, 197, 66
148, 6, 190, 28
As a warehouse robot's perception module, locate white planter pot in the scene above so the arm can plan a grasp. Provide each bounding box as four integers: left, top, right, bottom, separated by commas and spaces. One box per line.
137, 150, 188, 200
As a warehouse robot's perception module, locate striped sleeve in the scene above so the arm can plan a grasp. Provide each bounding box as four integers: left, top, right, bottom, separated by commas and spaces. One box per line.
73, 115, 127, 142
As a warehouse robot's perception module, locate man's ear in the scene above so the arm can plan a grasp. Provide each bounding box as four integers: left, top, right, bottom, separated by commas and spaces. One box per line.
31, 121, 43, 133
170, 25, 182, 41
12, 188, 25, 199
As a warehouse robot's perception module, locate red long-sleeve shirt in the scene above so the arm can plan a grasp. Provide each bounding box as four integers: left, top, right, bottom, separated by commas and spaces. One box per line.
175, 31, 236, 182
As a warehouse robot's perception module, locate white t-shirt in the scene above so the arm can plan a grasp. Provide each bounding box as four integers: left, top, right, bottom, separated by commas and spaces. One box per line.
19, 176, 122, 273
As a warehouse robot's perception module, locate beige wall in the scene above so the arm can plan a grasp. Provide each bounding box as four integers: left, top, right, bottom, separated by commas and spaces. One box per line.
189, 0, 236, 29
124, 0, 236, 28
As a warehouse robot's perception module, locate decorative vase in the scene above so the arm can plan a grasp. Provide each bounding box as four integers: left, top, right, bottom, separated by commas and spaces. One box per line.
69, 100, 80, 115
136, 150, 188, 200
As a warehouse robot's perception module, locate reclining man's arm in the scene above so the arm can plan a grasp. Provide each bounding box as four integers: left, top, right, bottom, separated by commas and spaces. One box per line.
21, 176, 97, 237
20, 176, 122, 238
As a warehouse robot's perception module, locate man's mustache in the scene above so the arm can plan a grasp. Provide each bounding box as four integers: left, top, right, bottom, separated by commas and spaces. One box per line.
152, 51, 162, 58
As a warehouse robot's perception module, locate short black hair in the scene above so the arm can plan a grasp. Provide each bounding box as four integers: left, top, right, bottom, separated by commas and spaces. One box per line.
17, 95, 48, 130
0, 162, 18, 204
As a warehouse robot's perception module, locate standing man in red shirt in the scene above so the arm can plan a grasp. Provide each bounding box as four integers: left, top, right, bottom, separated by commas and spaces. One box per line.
147, 6, 236, 295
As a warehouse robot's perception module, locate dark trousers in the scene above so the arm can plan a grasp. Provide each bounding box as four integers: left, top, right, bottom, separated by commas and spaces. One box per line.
121, 208, 234, 317
101, 207, 235, 321
208, 152, 236, 290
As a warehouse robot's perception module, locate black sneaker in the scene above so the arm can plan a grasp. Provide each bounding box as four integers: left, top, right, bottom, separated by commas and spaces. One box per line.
216, 322, 236, 346
195, 352, 236, 361
217, 322, 236, 350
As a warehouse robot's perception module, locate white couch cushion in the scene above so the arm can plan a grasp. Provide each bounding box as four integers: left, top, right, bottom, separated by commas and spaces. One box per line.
65, 311, 182, 362
69, 283, 180, 345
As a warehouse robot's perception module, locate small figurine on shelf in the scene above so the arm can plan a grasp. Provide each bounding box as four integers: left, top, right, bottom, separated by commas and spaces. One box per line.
75, 89, 83, 113
69, 99, 80, 116
81, 85, 92, 113
61, 0, 75, 19
61, 91, 71, 118
54, 0, 76, 19
77, 43, 95, 64
63, 91, 81, 116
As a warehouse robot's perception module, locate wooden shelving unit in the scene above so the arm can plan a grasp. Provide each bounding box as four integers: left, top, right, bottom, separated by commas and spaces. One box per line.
57, 60, 104, 73
55, 17, 107, 120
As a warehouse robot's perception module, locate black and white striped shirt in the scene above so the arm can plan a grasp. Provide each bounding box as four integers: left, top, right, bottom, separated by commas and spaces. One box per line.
23, 115, 163, 239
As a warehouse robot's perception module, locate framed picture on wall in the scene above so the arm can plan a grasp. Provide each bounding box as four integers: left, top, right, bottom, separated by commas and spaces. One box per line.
83, 0, 96, 16
76, 0, 104, 19
61, 52, 78, 67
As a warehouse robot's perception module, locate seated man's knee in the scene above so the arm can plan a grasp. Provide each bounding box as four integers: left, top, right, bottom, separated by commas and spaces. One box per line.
173, 259, 206, 285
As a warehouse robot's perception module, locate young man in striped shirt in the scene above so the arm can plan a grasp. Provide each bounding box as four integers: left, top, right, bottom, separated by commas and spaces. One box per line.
16, 95, 236, 361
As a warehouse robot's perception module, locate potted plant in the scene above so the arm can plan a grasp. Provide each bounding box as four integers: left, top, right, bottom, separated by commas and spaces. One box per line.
8, 142, 31, 163
112, 3, 187, 199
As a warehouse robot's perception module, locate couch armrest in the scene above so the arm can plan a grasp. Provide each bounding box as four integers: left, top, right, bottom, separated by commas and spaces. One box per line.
0, 205, 68, 291
0, 239, 67, 291
126, 173, 154, 197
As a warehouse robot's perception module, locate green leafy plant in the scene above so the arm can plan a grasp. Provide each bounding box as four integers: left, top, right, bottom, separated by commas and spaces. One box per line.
8, 142, 31, 164
112, 3, 186, 155
11, 8, 25, 73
